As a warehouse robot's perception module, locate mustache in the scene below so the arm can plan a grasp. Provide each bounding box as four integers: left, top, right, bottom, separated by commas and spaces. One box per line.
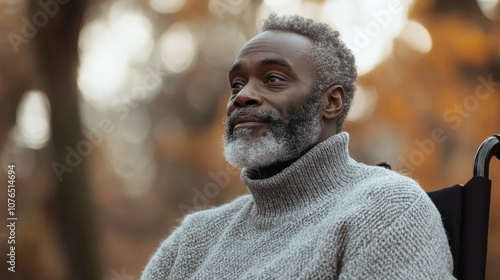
225, 108, 281, 129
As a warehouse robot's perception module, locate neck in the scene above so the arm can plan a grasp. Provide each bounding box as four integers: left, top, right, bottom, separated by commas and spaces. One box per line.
254, 159, 298, 179
253, 145, 315, 179
241, 132, 360, 216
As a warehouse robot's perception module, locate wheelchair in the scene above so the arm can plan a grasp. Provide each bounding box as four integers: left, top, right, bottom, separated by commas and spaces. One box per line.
426, 135, 500, 279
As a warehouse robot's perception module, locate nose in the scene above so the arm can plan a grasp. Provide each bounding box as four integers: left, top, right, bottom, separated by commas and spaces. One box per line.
232, 82, 263, 109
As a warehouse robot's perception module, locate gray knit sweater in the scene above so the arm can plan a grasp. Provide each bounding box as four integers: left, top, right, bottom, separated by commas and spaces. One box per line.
142, 132, 454, 279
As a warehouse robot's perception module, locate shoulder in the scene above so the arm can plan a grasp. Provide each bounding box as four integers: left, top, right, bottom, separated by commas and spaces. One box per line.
141, 195, 252, 279
326, 164, 446, 249
354, 163, 427, 201
151, 194, 252, 257
336, 163, 438, 225
333, 165, 454, 278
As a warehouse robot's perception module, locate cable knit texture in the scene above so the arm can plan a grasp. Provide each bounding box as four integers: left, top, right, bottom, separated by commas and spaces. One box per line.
141, 132, 455, 279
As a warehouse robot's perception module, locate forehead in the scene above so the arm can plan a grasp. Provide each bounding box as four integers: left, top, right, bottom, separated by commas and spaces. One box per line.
232, 31, 314, 74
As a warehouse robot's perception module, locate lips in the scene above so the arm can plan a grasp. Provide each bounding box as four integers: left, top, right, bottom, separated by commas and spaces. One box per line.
233, 115, 267, 129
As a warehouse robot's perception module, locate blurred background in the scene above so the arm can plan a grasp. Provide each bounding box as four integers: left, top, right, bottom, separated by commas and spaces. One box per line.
0, 0, 499, 279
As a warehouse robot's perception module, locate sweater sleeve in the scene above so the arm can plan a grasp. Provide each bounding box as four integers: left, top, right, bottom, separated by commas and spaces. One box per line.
339, 192, 455, 280
140, 225, 183, 280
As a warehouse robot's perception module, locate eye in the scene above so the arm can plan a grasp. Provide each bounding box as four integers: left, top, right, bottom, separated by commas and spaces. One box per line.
230, 81, 244, 93
266, 75, 284, 84
231, 81, 244, 89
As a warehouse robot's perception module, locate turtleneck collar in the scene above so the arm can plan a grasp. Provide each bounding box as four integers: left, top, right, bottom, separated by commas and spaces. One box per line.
241, 132, 361, 216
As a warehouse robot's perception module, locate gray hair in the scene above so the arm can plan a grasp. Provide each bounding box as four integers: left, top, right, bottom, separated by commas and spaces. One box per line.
261, 13, 357, 132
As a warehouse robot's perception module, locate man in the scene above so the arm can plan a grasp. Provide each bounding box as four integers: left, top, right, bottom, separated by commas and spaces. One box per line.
142, 13, 454, 279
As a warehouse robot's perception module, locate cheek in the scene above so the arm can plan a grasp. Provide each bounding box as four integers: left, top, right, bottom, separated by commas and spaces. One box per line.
276, 95, 311, 117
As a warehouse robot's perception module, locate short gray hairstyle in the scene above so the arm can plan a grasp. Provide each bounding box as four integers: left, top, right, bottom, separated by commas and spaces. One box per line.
261, 13, 357, 132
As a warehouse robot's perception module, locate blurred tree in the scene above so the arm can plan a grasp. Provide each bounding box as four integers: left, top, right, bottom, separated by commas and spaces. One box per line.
30, 0, 101, 279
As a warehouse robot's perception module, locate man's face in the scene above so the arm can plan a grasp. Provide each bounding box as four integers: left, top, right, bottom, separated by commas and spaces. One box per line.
224, 31, 323, 169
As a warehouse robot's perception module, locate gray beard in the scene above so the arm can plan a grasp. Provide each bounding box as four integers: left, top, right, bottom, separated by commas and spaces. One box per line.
223, 94, 322, 170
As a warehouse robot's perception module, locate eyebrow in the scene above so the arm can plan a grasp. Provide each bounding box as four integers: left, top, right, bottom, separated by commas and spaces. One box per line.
228, 60, 243, 78
228, 57, 294, 78
259, 57, 293, 69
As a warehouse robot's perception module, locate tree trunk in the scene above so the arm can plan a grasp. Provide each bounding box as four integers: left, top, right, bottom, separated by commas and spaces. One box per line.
31, 0, 101, 279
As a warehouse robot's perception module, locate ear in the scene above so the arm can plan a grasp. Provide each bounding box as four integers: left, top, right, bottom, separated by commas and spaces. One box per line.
321, 85, 345, 120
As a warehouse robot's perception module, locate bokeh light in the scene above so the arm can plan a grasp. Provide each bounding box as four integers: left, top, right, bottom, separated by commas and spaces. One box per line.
477, 0, 499, 20
397, 20, 432, 53
15, 90, 51, 149
347, 86, 377, 122
78, 3, 154, 107
321, 0, 413, 75
159, 23, 198, 73
78, 19, 129, 105
109, 4, 154, 62
257, 0, 417, 75
149, 0, 186, 14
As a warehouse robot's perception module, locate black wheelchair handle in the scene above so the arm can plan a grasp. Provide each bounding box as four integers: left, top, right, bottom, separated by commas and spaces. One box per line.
473, 134, 500, 178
